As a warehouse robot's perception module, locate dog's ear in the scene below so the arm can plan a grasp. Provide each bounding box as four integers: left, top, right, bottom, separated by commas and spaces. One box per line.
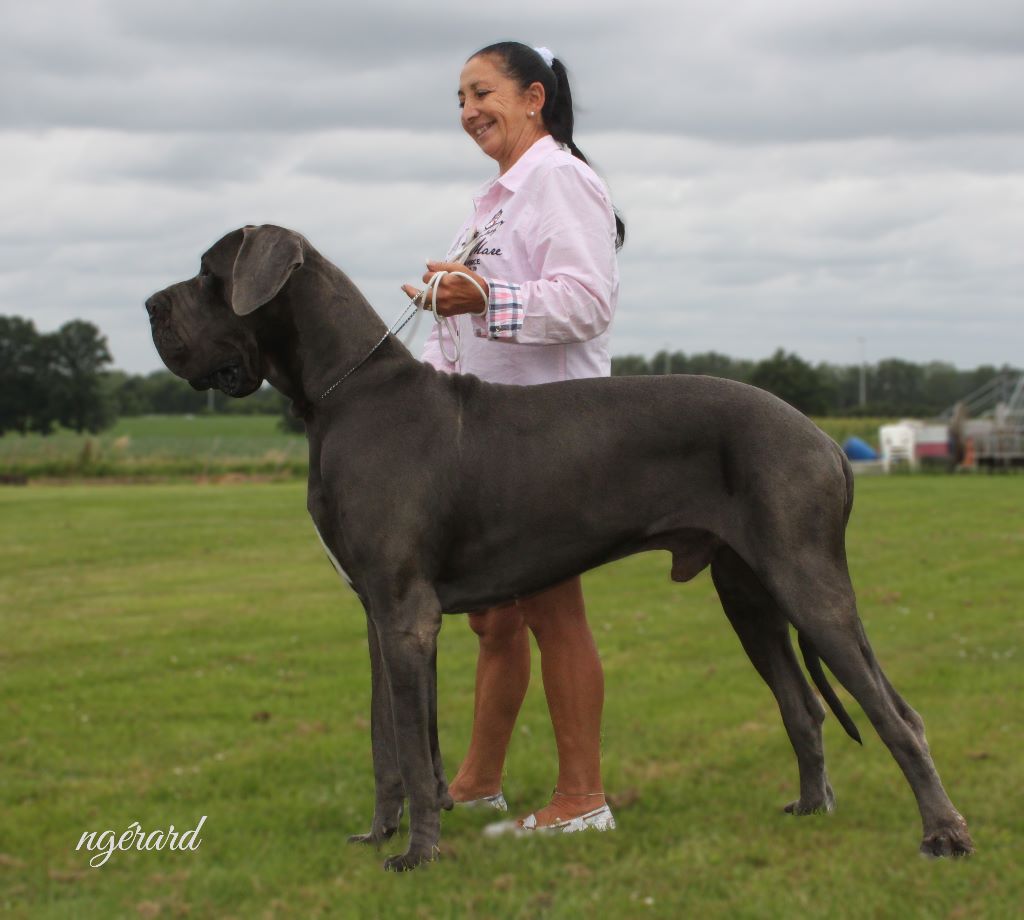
231, 225, 304, 316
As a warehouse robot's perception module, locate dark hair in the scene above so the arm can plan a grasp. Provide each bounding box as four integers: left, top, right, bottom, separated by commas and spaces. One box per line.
472, 41, 626, 250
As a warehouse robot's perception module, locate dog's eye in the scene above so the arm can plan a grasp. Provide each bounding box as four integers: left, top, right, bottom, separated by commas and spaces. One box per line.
205, 272, 226, 301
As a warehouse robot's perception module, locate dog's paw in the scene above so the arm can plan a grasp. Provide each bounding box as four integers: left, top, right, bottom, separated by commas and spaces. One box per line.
348, 801, 404, 846
783, 784, 836, 816
920, 816, 973, 858
383, 845, 439, 872
347, 825, 398, 847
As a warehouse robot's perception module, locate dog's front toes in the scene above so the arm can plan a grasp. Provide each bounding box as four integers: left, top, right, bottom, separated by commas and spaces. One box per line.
347, 822, 399, 847
383, 845, 439, 872
348, 802, 404, 846
348, 829, 392, 846
920, 817, 974, 858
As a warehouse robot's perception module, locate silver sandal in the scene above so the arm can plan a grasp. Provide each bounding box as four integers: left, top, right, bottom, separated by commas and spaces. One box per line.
483, 803, 616, 837
455, 791, 508, 812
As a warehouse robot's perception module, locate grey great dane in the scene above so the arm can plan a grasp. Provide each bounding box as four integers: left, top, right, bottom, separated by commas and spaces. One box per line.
146, 224, 973, 871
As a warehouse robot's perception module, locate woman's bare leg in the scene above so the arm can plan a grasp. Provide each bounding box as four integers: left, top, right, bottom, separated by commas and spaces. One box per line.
447, 603, 531, 801
519, 576, 607, 824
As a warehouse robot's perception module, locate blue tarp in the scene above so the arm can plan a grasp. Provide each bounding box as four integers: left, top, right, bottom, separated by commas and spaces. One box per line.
843, 436, 879, 461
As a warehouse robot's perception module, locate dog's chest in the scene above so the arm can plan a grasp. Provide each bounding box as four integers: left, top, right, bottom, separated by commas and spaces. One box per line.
311, 520, 354, 588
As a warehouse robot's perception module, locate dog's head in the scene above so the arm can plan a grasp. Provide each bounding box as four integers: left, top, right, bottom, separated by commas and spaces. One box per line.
145, 225, 305, 396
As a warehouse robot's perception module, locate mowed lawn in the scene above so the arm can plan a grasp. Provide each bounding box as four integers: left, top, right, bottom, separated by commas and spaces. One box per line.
0, 477, 1020, 918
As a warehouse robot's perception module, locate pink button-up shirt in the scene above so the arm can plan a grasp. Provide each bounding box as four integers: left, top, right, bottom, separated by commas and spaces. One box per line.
421, 135, 619, 385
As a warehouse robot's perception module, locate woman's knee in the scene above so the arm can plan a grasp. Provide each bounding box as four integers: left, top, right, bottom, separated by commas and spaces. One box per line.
520, 579, 589, 641
467, 604, 526, 648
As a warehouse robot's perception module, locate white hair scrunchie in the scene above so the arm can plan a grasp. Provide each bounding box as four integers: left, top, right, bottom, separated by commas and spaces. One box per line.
533, 46, 555, 67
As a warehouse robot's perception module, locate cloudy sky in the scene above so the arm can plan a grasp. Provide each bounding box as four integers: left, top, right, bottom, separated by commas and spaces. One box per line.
3, 0, 1022, 374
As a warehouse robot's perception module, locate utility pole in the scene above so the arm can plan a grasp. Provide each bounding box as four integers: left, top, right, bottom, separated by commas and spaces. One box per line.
858, 337, 867, 408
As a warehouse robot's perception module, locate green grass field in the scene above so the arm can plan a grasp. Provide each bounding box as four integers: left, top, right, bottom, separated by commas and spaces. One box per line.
1, 477, 1021, 918
0, 415, 897, 482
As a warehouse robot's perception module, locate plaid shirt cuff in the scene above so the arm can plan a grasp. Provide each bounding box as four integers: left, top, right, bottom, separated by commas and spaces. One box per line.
475, 280, 523, 339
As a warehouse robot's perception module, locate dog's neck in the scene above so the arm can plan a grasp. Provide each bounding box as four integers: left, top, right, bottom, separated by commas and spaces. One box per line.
256, 255, 418, 418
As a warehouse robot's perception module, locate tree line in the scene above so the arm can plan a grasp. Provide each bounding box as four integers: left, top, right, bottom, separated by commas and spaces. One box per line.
612, 349, 1019, 417
2, 314, 1017, 436
0, 316, 283, 436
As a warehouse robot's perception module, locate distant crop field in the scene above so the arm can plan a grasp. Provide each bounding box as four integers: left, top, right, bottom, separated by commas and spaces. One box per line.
0, 415, 305, 480
1, 476, 1020, 917
0, 414, 897, 482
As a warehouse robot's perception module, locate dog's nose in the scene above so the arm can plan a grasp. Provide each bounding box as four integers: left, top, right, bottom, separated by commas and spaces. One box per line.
145, 295, 168, 320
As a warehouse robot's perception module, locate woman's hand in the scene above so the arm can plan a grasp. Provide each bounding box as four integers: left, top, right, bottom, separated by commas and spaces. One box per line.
401, 261, 489, 317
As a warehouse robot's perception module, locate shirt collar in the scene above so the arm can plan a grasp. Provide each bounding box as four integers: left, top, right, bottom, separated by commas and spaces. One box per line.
472, 134, 561, 205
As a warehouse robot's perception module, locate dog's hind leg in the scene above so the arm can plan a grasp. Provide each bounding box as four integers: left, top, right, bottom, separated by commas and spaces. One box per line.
426, 626, 454, 816
763, 558, 973, 857
710, 546, 835, 815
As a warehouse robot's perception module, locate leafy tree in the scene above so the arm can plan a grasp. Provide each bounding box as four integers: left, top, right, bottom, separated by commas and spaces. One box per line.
611, 354, 653, 376
0, 316, 55, 434
871, 358, 927, 416
687, 351, 754, 382
612, 350, 755, 381
921, 361, 963, 411
750, 348, 834, 415
104, 370, 150, 417
650, 350, 688, 375
46, 320, 116, 433
818, 362, 858, 414
138, 371, 208, 414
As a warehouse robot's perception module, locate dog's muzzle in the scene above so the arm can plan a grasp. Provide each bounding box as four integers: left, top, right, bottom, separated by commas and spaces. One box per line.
191, 364, 244, 395
146, 294, 188, 360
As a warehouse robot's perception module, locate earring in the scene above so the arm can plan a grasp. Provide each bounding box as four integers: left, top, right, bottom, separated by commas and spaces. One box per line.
528, 111, 535, 117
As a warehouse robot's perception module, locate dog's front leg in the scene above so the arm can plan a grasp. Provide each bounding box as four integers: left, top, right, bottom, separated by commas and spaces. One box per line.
370, 582, 446, 872
348, 612, 405, 847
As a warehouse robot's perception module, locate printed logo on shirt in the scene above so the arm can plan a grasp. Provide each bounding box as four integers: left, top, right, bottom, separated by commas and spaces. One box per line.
482, 210, 504, 237
452, 204, 507, 268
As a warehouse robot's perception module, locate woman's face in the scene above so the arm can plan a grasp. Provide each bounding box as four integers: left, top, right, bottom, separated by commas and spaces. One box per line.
458, 55, 545, 173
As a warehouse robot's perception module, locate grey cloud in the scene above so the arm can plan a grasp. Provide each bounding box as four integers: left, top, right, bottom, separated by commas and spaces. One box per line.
296, 130, 480, 183
114, 0, 508, 64
4, 1, 1019, 143
760, 0, 1024, 56
2, 1, 611, 132
69, 133, 288, 188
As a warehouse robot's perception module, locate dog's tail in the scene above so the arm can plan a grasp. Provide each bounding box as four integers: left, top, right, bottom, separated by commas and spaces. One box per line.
798, 633, 862, 744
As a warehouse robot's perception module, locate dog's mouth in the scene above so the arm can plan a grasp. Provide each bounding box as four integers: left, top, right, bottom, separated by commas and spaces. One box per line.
190, 363, 257, 397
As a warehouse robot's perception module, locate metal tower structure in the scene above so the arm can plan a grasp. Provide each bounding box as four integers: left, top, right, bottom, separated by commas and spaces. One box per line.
945, 372, 1024, 468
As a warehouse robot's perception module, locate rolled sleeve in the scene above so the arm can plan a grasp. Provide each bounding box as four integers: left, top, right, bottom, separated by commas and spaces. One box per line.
481, 280, 524, 338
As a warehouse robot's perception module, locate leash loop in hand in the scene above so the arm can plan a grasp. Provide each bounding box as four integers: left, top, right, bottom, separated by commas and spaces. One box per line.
419, 267, 488, 364
403, 229, 486, 366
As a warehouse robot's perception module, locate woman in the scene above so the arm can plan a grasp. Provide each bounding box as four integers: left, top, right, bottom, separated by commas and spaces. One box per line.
403, 41, 624, 834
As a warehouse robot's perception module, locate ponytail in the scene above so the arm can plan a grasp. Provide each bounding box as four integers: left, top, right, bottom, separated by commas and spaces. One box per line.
471, 41, 626, 249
